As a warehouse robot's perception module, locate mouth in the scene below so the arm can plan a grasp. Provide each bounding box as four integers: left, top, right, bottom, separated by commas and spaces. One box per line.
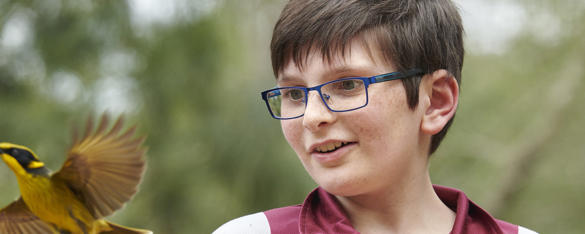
312, 141, 355, 154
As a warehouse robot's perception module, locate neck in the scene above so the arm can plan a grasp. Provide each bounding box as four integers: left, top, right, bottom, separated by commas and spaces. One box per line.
336, 170, 455, 234
16, 170, 51, 195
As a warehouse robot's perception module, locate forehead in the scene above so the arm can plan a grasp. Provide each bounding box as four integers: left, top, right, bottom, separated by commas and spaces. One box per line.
278, 39, 395, 81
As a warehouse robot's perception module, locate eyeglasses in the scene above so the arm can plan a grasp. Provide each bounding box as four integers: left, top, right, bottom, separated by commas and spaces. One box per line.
261, 69, 423, 120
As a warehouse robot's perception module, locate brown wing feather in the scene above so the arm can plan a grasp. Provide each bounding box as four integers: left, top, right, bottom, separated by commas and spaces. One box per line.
52, 114, 147, 219
0, 198, 54, 234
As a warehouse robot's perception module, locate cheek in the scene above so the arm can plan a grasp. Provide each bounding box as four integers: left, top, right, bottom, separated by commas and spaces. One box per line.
281, 120, 304, 154
357, 86, 415, 146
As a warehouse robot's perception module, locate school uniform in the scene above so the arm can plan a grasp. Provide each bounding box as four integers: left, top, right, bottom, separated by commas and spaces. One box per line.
214, 185, 537, 234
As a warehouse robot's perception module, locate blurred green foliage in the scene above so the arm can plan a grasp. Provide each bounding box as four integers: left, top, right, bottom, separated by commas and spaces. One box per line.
0, 0, 583, 233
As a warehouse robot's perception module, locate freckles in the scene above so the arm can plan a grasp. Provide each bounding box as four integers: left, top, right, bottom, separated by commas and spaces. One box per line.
281, 120, 303, 149
281, 123, 294, 140
357, 89, 408, 144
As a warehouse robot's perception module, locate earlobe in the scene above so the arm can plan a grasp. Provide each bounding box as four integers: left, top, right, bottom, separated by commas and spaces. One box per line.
421, 69, 459, 135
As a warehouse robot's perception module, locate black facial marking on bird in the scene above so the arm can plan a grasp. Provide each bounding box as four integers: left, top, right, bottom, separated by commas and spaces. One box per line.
8, 148, 38, 168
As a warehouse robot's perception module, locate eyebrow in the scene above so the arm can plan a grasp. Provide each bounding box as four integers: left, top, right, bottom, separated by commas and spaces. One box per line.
328, 65, 371, 76
278, 65, 375, 83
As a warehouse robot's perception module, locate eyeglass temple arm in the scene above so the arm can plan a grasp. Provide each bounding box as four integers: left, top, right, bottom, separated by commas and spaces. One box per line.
371, 69, 424, 83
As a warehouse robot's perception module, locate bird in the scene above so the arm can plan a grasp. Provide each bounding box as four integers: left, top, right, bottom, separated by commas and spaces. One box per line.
0, 114, 152, 234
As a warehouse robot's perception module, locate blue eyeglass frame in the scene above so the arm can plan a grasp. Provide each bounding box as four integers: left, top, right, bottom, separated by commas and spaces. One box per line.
261, 69, 424, 120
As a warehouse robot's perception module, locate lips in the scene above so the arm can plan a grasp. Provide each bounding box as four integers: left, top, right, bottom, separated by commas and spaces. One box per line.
309, 140, 356, 166
314, 141, 352, 153
310, 140, 356, 154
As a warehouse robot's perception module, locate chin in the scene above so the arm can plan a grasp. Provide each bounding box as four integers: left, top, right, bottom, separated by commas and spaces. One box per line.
312, 171, 370, 197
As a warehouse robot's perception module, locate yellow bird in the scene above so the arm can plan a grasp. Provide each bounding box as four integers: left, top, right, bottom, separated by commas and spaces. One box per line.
0, 114, 151, 234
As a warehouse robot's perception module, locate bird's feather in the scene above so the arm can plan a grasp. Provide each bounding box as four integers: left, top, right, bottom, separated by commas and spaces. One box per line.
52, 114, 147, 219
0, 198, 54, 234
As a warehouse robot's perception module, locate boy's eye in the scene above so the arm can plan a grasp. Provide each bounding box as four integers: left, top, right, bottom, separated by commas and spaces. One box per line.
340, 80, 357, 90
283, 89, 305, 101
331, 79, 363, 91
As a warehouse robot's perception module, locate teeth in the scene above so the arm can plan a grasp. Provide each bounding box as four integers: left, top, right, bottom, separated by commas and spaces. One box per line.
317, 142, 345, 153
327, 143, 335, 151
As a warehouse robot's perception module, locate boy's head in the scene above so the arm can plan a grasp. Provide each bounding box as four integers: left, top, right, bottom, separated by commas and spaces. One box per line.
270, 0, 464, 155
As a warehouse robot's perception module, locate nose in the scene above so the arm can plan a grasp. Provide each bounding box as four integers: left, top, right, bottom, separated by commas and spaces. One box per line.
302, 91, 335, 132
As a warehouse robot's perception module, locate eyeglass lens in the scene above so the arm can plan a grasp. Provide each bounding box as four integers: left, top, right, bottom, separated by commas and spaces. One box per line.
266, 78, 367, 119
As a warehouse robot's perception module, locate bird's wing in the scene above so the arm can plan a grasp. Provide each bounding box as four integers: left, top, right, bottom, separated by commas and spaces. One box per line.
52, 114, 147, 219
0, 198, 54, 234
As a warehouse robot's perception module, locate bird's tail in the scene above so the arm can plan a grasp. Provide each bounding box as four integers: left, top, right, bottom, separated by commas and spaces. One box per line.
98, 221, 152, 234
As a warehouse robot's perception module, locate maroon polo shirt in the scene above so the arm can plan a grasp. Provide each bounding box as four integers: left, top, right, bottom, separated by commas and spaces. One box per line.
264, 185, 518, 234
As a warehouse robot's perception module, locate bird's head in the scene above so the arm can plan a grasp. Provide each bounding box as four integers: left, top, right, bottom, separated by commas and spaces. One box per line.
0, 142, 47, 177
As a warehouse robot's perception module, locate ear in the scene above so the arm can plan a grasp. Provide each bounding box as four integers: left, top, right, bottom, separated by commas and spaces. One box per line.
420, 69, 459, 135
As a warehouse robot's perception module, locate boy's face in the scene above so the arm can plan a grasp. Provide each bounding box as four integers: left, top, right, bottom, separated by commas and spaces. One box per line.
278, 41, 430, 196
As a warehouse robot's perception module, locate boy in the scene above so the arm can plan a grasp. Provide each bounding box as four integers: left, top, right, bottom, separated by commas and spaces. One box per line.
216, 0, 536, 233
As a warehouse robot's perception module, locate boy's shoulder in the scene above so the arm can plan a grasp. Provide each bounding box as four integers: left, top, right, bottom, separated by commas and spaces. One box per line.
212, 205, 301, 234
497, 220, 539, 234
434, 185, 537, 234
212, 211, 271, 234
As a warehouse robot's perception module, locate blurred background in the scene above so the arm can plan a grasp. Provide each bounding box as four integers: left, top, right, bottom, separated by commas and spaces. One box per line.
0, 0, 583, 233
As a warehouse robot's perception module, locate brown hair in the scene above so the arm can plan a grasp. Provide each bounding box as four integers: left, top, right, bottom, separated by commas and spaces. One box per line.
270, 0, 464, 155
